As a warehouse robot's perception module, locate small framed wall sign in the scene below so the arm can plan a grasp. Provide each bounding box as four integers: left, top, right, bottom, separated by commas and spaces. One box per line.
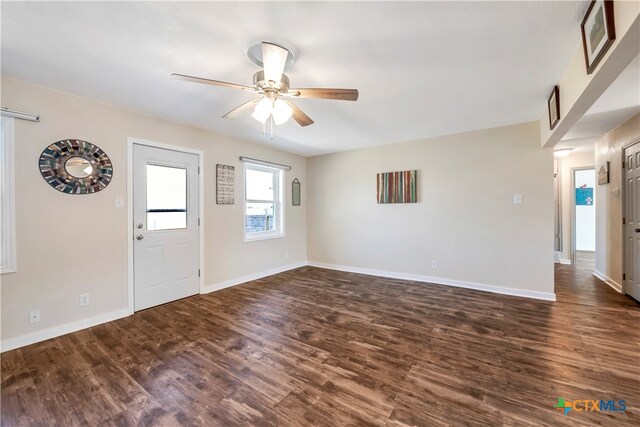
548, 86, 560, 130
292, 178, 301, 206
598, 161, 610, 185
216, 164, 234, 204
580, 0, 616, 75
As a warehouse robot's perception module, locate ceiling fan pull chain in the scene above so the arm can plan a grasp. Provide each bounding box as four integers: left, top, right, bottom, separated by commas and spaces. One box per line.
270, 115, 274, 141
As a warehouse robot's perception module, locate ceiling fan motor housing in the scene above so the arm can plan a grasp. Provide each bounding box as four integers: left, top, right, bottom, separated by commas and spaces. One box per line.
253, 71, 290, 94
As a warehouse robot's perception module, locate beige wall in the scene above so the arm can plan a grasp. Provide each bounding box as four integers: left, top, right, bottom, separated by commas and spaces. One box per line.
595, 113, 640, 286
0, 78, 307, 346
307, 122, 555, 297
557, 150, 595, 263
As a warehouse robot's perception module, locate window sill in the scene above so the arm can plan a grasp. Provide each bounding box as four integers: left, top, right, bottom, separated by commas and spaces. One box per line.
244, 232, 285, 243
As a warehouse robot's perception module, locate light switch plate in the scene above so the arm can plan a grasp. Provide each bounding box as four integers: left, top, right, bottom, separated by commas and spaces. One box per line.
115, 196, 124, 208
513, 194, 523, 205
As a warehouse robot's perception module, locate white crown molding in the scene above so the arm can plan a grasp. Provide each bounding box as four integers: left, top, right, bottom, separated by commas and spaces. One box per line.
307, 261, 556, 301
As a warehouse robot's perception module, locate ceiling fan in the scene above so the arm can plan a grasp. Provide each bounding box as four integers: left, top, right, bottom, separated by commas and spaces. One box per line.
171, 42, 358, 132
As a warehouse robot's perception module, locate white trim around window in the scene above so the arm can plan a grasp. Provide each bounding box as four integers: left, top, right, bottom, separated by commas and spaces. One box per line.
243, 162, 284, 242
1, 117, 16, 274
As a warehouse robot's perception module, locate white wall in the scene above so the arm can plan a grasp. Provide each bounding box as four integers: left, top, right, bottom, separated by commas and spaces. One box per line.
307, 121, 555, 298
557, 151, 595, 262
0, 78, 307, 349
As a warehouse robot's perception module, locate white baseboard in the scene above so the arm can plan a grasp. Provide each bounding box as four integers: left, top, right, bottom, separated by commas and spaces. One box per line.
0, 308, 130, 353
2, 259, 557, 352
308, 261, 556, 301
593, 270, 623, 293
558, 258, 572, 265
202, 261, 307, 294
1, 262, 309, 353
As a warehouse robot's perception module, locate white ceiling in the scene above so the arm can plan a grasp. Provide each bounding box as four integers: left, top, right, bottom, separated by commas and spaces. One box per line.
1, 1, 589, 156
559, 53, 640, 151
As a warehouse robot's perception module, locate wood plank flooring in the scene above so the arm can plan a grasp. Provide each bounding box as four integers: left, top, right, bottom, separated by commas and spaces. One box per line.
2, 262, 639, 426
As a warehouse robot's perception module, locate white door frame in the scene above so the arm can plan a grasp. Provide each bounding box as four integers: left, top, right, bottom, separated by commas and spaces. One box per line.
622, 138, 640, 296
127, 137, 204, 314
570, 166, 595, 265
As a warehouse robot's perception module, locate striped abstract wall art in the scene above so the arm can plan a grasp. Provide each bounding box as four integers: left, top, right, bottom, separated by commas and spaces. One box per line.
377, 170, 417, 203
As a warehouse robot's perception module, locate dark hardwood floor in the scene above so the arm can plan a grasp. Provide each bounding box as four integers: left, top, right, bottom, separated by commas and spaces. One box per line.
2, 263, 639, 426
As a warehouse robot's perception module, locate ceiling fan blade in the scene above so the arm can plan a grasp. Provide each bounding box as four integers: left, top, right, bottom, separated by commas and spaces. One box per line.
287, 88, 359, 101
222, 99, 259, 119
262, 42, 288, 84
171, 73, 254, 91
284, 100, 314, 127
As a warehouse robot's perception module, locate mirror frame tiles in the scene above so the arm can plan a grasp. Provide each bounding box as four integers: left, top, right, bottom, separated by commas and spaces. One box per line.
39, 139, 113, 194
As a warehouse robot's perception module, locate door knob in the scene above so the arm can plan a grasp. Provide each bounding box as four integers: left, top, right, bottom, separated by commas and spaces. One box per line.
136, 234, 144, 240
136, 223, 143, 229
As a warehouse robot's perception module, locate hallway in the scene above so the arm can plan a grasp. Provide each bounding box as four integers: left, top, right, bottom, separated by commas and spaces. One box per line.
555, 254, 638, 309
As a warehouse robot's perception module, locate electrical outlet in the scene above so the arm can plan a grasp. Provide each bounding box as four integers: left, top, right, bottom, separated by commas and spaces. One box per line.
79, 293, 90, 307
29, 310, 40, 324
115, 196, 124, 208
284, 251, 290, 259
431, 260, 438, 269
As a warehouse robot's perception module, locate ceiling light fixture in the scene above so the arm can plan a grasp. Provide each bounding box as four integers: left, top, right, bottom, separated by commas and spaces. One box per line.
251, 97, 272, 124
271, 99, 293, 125
553, 148, 574, 157
250, 96, 294, 140
172, 40, 359, 140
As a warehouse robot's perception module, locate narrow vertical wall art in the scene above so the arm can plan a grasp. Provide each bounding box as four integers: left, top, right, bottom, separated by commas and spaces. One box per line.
376, 170, 417, 203
292, 178, 301, 206
216, 164, 234, 204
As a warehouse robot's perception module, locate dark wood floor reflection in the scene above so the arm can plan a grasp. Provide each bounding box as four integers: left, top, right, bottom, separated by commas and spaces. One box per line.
2, 264, 639, 426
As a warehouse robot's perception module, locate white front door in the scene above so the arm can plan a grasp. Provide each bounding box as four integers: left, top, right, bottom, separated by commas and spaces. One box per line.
133, 144, 200, 311
624, 142, 640, 302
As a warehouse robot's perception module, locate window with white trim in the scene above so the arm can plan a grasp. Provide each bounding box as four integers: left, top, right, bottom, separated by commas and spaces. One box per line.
244, 163, 284, 241
1, 116, 16, 273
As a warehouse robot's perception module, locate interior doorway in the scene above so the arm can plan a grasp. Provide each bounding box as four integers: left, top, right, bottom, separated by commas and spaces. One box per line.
572, 167, 596, 267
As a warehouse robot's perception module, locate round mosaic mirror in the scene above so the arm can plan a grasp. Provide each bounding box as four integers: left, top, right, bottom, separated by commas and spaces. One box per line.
39, 139, 113, 194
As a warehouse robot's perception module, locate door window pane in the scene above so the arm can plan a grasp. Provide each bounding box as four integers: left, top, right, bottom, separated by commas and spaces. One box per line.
246, 169, 274, 201
147, 164, 187, 231
245, 202, 275, 233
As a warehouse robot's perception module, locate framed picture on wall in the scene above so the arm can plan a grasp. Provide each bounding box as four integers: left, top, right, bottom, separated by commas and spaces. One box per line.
548, 86, 560, 130
216, 164, 234, 204
598, 161, 610, 185
580, 0, 616, 75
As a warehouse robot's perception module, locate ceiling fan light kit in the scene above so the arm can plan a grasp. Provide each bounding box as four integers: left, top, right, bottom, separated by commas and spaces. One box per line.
172, 41, 359, 139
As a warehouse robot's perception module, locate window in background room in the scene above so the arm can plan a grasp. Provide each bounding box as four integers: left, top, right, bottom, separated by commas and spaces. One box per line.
244, 163, 283, 240
574, 168, 596, 252
1, 116, 16, 273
